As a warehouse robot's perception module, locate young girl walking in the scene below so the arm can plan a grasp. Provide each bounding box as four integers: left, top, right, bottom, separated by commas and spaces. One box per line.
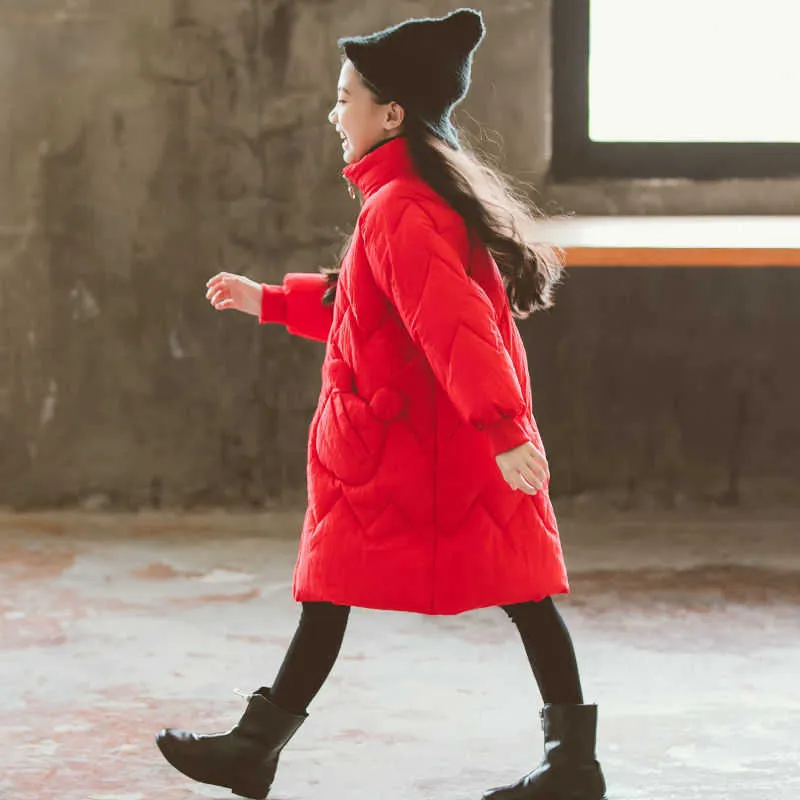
156, 9, 608, 800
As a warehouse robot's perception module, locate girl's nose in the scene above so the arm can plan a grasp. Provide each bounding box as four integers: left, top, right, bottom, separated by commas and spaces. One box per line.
328, 107, 337, 124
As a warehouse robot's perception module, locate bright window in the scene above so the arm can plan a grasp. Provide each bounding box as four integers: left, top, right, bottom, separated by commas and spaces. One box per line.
588, 0, 800, 143
551, 0, 800, 179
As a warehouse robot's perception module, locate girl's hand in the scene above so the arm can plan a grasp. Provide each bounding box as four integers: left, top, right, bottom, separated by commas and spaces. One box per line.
206, 272, 262, 317
495, 440, 549, 495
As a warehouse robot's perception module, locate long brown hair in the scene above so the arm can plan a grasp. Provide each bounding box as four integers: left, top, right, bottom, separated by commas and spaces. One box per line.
322, 108, 563, 320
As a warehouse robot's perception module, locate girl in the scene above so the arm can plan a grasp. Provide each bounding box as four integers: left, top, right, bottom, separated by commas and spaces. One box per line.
156, 9, 607, 800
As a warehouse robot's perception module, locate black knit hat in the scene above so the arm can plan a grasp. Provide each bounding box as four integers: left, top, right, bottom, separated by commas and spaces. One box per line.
338, 8, 486, 149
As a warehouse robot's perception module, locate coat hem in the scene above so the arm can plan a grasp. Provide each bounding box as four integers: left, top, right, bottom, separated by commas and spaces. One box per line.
292, 583, 570, 616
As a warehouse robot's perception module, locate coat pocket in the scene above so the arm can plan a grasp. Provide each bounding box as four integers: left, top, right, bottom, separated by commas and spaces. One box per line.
314, 360, 405, 485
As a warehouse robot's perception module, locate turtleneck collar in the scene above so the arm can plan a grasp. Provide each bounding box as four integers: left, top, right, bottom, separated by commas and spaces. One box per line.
342, 136, 415, 199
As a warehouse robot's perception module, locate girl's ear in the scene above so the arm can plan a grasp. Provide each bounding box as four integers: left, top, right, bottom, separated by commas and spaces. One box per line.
384, 102, 405, 132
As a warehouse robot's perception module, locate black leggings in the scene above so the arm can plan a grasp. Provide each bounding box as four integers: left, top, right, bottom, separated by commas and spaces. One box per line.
270, 598, 583, 715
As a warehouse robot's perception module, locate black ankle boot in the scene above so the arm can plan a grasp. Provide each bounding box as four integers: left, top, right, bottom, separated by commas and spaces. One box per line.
482, 704, 607, 800
155, 687, 306, 800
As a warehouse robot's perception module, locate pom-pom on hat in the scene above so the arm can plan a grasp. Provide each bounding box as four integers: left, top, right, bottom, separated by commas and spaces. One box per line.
337, 8, 486, 149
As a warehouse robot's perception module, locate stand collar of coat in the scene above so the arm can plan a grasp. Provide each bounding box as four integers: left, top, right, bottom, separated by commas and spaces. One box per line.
342, 135, 414, 199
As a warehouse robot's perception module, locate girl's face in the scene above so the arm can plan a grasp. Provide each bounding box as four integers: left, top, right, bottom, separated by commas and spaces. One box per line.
328, 59, 404, 164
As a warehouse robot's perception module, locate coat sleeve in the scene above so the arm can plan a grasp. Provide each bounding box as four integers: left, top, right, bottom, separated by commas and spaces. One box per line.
362, 197, 530, 456
259, 273, 333, 343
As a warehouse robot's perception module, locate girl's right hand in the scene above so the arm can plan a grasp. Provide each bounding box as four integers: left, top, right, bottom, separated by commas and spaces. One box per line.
495, 440, 549, 495
206, 272, 262, 317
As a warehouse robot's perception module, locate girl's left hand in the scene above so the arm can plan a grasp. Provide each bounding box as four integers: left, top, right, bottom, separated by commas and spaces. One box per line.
495, 440, 549, 495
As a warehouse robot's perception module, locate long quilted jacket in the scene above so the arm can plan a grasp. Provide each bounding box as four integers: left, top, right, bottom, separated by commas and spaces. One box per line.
259, 136, 568, 614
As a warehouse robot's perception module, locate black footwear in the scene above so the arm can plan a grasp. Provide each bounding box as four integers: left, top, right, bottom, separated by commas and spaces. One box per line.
482, 704, 607, 800
155, 687, 306, 800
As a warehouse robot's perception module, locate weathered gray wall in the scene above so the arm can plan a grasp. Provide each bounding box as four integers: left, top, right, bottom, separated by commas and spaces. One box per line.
0, 0, 797, 510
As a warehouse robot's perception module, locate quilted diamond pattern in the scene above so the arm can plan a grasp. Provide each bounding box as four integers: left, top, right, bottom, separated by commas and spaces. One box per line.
276, 137, 568, 615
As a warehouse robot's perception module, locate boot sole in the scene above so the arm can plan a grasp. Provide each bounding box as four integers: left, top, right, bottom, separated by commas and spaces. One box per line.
229, 777, 271, 800
483, 795, 608, 800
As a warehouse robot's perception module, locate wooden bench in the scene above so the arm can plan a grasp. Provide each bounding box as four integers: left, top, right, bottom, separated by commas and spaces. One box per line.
535, 216, 800, 267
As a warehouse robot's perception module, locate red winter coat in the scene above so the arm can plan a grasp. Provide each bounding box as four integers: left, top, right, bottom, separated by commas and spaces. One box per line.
259, 137, 568, 615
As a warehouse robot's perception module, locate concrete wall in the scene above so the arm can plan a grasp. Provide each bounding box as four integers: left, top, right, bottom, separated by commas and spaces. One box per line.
0, 0, 797, 510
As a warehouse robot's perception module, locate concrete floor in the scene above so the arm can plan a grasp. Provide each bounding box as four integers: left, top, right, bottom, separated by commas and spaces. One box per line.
1, 506, 799, 800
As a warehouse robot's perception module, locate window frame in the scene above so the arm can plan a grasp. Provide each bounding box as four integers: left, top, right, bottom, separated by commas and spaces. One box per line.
551, 0, 800, 182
